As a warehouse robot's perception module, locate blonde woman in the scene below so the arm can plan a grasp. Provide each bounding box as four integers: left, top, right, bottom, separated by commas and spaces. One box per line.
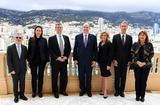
98, 32, 113, 99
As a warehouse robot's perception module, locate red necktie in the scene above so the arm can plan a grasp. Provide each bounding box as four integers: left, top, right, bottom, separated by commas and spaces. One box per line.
122, 35, 125, 45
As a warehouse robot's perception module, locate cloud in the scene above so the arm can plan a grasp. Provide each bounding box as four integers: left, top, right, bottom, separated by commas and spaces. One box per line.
0, 0, 160, 12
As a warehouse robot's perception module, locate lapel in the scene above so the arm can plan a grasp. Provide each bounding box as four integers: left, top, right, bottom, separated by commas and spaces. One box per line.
118, 34, 123, 47
79, 34, 85, 48
124, 34, 129, 47
119, 34, 129, 47
82, 33, 90, 48
20, 45, 24, 59
54, 35, 62, 54
63, 35, 67, 51
86, 34, 91, 48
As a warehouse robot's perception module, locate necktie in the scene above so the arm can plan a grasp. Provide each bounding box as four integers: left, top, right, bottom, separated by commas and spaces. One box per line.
122, 35, 125, 45
17, 44, 21, 58
84, 35, 88, 47
59, 35, 64, 56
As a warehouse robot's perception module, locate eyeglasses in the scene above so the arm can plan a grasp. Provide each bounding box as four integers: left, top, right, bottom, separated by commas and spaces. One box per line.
16, 37, 22, 39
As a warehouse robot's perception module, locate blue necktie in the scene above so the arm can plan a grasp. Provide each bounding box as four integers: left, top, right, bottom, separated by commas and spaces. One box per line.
18, 45, 21, 58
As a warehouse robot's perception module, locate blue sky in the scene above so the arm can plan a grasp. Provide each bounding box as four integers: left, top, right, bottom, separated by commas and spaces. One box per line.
0, 0, 160, 12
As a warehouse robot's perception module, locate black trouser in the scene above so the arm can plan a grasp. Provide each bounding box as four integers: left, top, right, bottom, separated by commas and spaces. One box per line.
30, 61, 46, 93
51, 62, 68, 93
134, 67, 150, 98
78, 64, 92, 93
114, 63, 127, 93
11, 71, 26, 97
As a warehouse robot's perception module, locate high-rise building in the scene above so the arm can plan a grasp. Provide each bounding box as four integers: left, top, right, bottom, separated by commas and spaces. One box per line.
153, 23, 159, 34
98, 18, 104, 31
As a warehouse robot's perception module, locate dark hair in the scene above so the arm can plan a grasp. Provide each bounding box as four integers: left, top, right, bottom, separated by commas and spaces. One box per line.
32, 26, 43, 42
138, 31, 149, 43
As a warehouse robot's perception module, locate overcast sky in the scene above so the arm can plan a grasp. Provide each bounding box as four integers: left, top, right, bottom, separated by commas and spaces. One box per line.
0, 0, 160, 12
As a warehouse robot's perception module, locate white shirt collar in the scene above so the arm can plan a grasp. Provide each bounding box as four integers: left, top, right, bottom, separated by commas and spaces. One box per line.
15, 43, 21, 47
120, 33, 126, 36
83, 33, 89, 36
56, 34, 63, 37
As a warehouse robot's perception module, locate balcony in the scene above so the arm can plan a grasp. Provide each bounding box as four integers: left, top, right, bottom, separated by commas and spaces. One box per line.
0, 53, 160, 95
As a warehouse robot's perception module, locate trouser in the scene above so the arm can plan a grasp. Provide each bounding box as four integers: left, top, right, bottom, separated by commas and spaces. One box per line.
134, 67, 150, 98
51, 62, 68, 93
11, 71, 26, 97
78, 64, 92, 93
30, 61, 46, 93
114, 63, 127, 93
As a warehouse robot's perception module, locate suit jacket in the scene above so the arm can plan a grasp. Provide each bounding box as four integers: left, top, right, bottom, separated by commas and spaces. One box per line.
27, 37, 49, 64
73, 33, 98, 65
98, 41, 113, 66
48, 35, 71, 65
7, 44, 27, 73
112, 34, 132, 64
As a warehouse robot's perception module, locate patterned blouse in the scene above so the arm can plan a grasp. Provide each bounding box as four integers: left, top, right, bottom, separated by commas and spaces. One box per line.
131, 42, 154, 69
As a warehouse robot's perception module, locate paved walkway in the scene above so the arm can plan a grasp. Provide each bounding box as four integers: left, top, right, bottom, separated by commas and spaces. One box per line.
0, 94, 160, 105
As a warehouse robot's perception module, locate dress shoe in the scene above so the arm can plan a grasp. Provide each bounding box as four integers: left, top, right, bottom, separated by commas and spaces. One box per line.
14, 96, 19, 103
54, 93, 59, 98
20, 95, 28, 100
99, 93, 104, 95
120, 92, 125, 97
140, 97, 145, 102
32, 93, 36, 98
38, 92, 43, 98
87, 92, 92, 97
79, 91, 85, 96
103, 96, 108, 99
136, 97, 140, 101
114, 91, 119, 96
60, 92, 68, 96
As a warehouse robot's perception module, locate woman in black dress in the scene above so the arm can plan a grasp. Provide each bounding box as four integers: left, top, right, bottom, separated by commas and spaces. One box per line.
27, 26, 49, 98
98, 32, 113, 99
131, 31, 154, 102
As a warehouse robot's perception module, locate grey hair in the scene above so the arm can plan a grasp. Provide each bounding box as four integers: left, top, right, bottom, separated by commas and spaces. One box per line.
14, 33, 23, 37
120, 21, 128, 26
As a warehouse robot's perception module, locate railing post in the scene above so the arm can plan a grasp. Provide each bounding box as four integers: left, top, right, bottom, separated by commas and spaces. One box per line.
0, 53, 8, 95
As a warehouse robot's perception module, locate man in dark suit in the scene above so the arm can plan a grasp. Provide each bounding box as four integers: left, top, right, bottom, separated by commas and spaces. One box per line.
73, 23, 98, 97
112, 21, 133, 97
49, 23, 71, 98
7, 33, 28, 103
